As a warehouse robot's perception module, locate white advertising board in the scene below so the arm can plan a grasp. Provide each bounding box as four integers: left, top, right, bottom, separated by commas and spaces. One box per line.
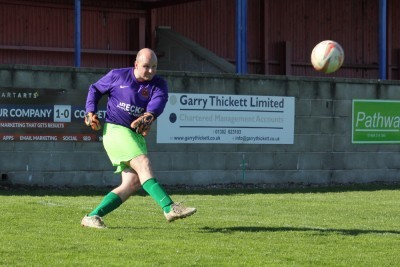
157, 93, 295, 144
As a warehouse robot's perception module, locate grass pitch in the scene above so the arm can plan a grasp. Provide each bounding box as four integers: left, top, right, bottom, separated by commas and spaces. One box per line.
0, 183, 399, 266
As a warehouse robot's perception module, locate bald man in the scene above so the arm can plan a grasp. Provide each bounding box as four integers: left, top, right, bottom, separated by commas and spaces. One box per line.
82, 48, 196, 228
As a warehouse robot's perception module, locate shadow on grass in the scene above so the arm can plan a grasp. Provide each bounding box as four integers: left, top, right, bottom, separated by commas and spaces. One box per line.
1, 182, 400, 196
199, 226, 400, 236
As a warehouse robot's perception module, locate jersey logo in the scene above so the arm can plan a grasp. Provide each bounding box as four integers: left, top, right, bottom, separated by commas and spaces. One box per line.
117, 102, 144, 116
119, 85, 129, 88
138, 85, 150, 99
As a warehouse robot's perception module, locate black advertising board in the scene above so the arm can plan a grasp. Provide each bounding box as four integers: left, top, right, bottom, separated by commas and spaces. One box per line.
0, 88, 106, 142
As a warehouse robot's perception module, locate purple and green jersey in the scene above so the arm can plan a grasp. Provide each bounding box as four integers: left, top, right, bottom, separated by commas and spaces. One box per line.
85, 67, 168, 128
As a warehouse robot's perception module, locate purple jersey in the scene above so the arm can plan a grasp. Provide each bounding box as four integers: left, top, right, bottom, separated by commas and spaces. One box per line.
85, 67, 168, 128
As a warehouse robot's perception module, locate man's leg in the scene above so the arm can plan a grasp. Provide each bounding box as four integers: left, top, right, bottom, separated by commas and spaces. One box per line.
81, 169, 141, 228
129, 154, 196, 222
112, 168, 141, 202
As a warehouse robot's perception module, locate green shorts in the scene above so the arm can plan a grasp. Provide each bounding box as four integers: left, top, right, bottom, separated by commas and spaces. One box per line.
102, 123, 147, 173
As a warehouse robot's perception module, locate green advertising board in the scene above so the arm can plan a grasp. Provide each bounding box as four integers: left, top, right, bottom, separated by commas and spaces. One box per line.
352, 99, 400, 144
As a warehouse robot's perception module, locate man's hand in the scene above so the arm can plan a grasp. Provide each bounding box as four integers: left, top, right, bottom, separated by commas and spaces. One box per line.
130, 112, 155, 136
84, 112, 101, 131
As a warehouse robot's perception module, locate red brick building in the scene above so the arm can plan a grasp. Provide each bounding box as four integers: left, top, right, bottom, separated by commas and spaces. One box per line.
0, 0, 399, 79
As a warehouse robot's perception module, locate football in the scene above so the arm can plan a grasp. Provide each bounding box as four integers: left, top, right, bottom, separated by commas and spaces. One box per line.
311, 40, 344, 74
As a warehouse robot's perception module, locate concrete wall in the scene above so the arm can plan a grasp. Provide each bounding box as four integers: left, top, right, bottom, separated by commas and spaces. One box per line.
156, 27, 236, 74
1, 64, 400, 187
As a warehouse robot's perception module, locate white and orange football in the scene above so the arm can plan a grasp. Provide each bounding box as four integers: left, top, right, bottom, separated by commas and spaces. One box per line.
311, 40, 344, 74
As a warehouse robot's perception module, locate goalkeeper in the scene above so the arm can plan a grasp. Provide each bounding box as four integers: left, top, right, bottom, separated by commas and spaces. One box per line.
81, 48, 196, 229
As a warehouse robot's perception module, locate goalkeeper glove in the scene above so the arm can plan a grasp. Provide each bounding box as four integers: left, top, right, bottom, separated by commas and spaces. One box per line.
84, 112, 101, 131
130, 112, 155, 137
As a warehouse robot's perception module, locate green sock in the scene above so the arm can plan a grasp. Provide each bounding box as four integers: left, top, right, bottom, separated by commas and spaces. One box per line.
88, 192, 123, 217
142, 178, 173, 213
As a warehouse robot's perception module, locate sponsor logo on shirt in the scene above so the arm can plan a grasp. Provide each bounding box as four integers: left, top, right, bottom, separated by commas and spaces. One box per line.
116, 102, 144, 116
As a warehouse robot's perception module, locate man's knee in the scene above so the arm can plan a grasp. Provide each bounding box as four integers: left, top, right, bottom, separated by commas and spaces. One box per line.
130, 177, 141, 190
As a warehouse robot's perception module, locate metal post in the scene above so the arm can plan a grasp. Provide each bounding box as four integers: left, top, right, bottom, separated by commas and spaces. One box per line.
236, 0, 247, 74
241, 0, 247, 74
74, 0, 81, 67
378, 0, 387, 80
